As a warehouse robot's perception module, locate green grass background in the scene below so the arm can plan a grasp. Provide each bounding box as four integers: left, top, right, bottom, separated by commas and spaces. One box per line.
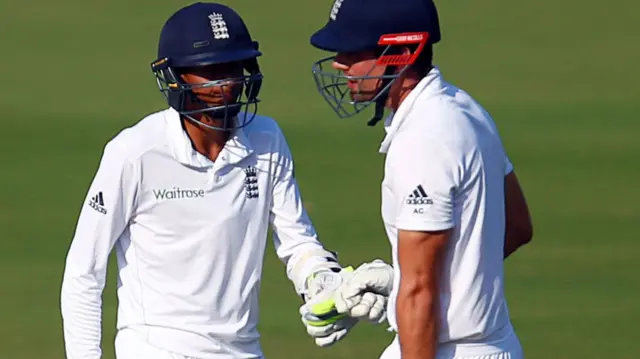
0, 0, 638, 358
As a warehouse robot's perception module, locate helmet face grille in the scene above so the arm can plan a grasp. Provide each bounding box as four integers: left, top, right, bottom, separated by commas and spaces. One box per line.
153, 64, 263, 131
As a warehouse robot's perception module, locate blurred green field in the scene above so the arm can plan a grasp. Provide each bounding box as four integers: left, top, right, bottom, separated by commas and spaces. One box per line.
0, 0, 638, 358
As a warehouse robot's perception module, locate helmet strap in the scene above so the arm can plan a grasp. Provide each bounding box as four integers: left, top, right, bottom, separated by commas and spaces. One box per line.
366, 65, 397, 127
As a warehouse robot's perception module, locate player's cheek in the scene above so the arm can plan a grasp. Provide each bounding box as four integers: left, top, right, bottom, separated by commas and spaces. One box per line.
223, 85, 243, 102
355, 79, 374, 95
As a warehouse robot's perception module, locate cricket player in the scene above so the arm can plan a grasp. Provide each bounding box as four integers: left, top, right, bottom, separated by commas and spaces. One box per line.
308, 0, 534, 358
60, 3, 393, 359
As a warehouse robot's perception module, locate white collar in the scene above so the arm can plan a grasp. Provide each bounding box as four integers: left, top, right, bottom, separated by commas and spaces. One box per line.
378, 66, 445, 154
164, 108, 254, 168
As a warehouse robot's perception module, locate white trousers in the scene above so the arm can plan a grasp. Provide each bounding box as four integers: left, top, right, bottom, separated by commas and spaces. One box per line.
379, 330, 523, 359
115, 328, 197, 359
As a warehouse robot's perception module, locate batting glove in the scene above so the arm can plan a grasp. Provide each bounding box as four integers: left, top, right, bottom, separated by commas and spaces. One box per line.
333, 259, 394, 324
299, 268, 358, 347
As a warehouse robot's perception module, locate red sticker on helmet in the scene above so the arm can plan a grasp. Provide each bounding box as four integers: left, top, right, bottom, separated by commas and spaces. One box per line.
376, 32, 429, 66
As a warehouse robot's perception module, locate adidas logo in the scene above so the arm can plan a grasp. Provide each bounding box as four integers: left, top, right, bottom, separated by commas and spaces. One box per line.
405, 185, 433, 205
88, 191, 107, 214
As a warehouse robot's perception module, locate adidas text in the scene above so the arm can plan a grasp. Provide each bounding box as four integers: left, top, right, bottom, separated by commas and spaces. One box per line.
406, 198, 434, 205
89, 201, 107, 214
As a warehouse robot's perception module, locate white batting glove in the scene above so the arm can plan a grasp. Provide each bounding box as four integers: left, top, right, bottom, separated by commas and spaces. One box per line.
299, 268, 358, 347
333, 259, 394, 325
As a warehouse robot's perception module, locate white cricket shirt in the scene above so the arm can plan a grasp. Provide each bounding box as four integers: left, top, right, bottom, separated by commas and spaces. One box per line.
61, 108, 329, 359
380, 67, 515, 344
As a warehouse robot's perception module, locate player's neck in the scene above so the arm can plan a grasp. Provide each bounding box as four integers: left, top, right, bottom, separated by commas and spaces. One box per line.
386, 70, 425, 111
182, 117, 231, 162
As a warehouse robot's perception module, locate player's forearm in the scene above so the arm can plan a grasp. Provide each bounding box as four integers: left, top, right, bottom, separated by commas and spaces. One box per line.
396, 283, 438, 359
60, 272, 104, 359
503, 224, 533, 259
270, 179, 340, 295
503, 232, 522, 259
503, 172, 533, 259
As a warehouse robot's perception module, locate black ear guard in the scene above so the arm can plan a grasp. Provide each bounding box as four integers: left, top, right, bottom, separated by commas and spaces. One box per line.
367, 65, 396, 126
151, 57, 185, 111
243, 57, 262, 100
243, 41, 263, 100
163, 71, 186, 113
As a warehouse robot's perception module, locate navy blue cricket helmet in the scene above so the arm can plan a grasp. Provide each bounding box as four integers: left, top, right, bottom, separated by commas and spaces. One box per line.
309, 0, 441, 126
151, 2, 263, 131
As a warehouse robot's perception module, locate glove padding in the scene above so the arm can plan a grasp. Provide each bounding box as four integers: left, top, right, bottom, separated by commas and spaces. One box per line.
299, 300, 358, 347
299, 269, 358, 347
333, 259, 394, 324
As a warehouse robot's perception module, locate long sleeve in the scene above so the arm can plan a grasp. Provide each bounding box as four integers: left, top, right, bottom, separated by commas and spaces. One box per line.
268, 130, 340, 295
60, 139, 138, 359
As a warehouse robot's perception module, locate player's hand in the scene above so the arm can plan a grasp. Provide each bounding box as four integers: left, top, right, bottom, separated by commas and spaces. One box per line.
299, 268, 358, 347
333, 259, 394, 324
299, 300, 358, 347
